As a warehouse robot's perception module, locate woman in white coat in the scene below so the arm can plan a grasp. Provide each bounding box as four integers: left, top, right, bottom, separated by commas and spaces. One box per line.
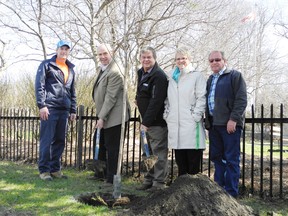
164, 47, 206, 176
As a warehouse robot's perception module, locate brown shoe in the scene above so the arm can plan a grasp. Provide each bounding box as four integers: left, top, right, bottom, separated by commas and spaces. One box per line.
51, 171, 68, 179
39, 172, 53, 181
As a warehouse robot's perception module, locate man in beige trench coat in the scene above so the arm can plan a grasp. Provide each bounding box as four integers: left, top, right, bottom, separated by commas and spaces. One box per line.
92, 44, 130, 184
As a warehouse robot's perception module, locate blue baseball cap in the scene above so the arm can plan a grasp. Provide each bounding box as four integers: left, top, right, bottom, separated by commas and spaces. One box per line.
57, 40, 71, 49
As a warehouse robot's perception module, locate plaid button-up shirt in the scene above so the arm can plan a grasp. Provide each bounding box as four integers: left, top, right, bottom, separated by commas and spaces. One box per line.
208, 68, 225, 116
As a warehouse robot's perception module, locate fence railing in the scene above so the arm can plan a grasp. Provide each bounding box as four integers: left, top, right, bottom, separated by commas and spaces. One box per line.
0, 104, 287, 199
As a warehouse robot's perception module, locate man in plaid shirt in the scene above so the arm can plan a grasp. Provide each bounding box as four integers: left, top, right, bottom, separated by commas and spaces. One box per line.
205, 50, 247, 198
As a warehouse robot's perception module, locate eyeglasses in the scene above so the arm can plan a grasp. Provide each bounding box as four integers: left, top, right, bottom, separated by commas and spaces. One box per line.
176, 57, 187, 61
209, 58, 222, 63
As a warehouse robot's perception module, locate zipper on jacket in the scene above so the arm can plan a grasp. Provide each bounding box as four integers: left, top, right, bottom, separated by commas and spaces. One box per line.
177, 82, 180, 149
152, 85, 155, 98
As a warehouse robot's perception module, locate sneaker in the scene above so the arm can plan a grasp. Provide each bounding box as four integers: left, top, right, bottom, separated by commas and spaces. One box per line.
136, 184, 152, 191
51, 171, 68, 179
39, 172, 53, 181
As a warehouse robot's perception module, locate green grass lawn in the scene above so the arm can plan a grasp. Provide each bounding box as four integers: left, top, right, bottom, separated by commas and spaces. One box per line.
0, 161, 142, 216
0, 161, 287, 215
240, 198, 288, 216
242, 141, 288, 159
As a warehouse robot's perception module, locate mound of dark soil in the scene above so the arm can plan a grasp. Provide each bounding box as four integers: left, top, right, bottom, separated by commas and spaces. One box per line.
118, 174, 255, 216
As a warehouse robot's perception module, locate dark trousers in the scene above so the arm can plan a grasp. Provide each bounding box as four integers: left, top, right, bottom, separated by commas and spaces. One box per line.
103, 124, 122, 183
174, 149, 203, 176
209, 125, 241, 197
38, 110, 69, 174
92, 128, 106, 161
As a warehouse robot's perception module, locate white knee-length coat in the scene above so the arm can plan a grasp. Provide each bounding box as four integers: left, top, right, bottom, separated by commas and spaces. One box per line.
164, 64, 206, 150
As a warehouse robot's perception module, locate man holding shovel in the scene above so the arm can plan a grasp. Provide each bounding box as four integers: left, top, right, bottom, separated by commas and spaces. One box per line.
136, 46, 169, 191
92, 44, 130, 184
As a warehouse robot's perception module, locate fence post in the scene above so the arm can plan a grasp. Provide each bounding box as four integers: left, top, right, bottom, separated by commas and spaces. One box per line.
76, 105, 84, 169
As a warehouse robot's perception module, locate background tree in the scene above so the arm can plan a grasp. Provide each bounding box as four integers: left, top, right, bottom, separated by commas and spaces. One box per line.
0, 0, 287, 112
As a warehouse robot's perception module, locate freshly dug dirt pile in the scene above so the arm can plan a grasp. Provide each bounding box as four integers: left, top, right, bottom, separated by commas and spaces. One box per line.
119, 174, 255, 216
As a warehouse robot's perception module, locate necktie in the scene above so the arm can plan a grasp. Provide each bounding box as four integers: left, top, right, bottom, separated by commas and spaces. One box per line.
96, 70, 104, 83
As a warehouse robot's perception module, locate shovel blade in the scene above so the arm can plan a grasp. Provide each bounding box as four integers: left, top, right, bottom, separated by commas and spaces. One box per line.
143, 155, 158, 171
113, 175, 121, 199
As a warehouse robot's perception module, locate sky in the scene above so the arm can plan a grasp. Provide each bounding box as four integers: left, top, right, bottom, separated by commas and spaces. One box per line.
245, 0, 288, 56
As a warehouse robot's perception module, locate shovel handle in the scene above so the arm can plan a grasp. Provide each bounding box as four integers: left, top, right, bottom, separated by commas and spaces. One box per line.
141, 129, 150, 157
94, 129, 101, 160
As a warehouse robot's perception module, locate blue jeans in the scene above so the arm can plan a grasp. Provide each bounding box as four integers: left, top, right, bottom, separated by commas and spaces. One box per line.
209, 126, 241, 197
38, 110, 69, 174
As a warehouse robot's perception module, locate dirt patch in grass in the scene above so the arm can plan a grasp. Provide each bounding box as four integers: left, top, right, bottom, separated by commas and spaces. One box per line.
77, 174, 255, 215
76, 192, 134, 208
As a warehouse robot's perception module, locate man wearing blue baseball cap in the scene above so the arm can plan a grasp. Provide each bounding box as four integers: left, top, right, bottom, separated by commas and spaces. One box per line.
57, 40, 71, 49
35, 40, 77, 181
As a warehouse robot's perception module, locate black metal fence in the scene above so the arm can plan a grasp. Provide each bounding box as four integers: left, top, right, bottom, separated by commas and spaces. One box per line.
0, 105, 287, 199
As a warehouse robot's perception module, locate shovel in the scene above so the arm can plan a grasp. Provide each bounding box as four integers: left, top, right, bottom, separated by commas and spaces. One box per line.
94, 129, 101, 160
140, 129, 158, 172
86, 129, 106, 179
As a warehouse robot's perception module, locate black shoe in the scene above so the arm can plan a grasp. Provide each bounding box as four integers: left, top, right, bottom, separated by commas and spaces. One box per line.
99, 181, 113, 189
136, 184, 152, 191
87, 176, 105, 181
146, 185, 167, 192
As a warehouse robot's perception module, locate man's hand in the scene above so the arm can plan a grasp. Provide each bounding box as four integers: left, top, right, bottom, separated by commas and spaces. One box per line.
39, 107, 49, 120
227, 120, 237, 134
96, 119, 104, 129
140, 124, 148, 132
70, 113, 77, 121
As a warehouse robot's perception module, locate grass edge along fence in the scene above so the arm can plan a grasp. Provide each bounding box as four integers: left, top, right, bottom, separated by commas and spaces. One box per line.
0, 104, 287, 199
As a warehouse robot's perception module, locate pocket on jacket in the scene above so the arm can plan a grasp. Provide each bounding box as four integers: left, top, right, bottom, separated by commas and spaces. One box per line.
163, 99, 169, 120
192, 113, 202, 122
163, 108, 169, 120
45, 92, 54, 103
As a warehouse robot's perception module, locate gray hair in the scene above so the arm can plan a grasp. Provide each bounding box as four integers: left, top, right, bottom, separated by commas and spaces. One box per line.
175, 47, 192, 61
97, 43, 114, 54
208, 51, 226, 61
140, 46, 157, 59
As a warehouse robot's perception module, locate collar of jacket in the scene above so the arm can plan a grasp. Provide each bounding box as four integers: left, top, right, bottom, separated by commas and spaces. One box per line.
222, 68, 232, 75
140, 62, 161, 77
209, 68, 232, 79
208, 68, 232, 86
181, 63, 195, 74
97, 59, 117, 73
50, 55, 75, 69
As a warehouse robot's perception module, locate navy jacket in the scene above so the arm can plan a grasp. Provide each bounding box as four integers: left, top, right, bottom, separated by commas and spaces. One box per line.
136, 63, 168, 127
35, 55, 77, 113
205, 69, 247, 129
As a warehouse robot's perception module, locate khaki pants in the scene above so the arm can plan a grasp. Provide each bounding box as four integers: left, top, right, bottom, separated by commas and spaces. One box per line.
143, 126, 168, 187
